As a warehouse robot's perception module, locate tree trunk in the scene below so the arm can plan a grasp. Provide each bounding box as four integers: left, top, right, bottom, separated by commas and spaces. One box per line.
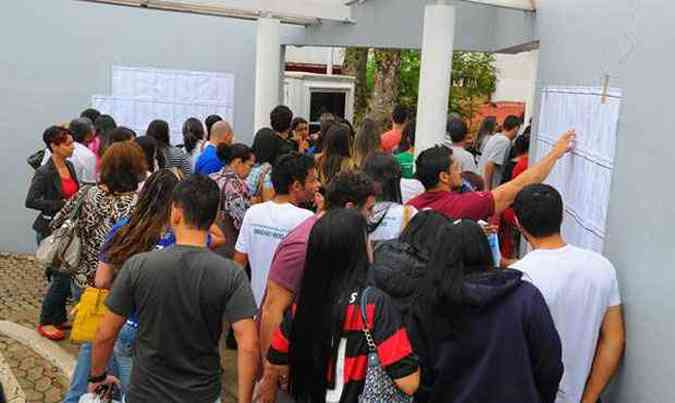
342, 47, 370, 128
368, 49, 402, 128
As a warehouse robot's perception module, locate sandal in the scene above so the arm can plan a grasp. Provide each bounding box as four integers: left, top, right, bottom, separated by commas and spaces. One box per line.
37, 325, 65, 341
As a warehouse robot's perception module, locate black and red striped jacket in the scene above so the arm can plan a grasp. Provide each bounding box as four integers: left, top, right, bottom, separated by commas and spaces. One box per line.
268, 287, 418, 403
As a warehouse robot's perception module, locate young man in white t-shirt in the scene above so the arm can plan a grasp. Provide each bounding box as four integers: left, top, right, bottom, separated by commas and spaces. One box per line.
510, 184, 625, 403
478, 115, 521, 190
234, 152, 319, 306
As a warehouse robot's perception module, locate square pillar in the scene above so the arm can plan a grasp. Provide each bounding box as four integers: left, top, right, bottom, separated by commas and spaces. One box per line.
254, 17, 282, 132
415, 3, 456, 155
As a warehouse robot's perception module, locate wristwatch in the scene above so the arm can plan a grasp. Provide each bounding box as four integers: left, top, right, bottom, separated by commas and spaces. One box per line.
88, 371, 107, 383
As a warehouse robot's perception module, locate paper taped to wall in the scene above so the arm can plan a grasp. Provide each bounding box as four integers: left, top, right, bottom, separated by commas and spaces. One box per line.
534, 86, 622, 253
93, 66, 235, 144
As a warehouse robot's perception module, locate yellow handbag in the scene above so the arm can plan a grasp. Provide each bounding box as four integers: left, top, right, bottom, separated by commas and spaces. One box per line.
70, 287, 110, 344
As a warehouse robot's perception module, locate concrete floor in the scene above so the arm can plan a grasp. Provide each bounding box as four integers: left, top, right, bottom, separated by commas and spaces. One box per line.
0, 254, 240, 402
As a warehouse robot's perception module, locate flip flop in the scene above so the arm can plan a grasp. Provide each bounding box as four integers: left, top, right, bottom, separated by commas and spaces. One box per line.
37, 325, 65, 341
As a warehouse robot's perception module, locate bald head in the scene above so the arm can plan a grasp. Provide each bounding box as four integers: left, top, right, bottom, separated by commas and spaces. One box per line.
210, 121, 234, 145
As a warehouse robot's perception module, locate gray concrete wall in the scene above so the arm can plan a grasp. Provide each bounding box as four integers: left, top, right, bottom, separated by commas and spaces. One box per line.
0, 1, 261, 253
282, 0, 535, 52
534, 1, 675, 401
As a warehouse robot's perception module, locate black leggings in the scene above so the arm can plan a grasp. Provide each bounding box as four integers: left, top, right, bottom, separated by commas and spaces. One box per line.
37, 232, 71, 326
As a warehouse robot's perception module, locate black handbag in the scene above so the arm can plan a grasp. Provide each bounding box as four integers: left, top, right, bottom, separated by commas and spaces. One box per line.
27, 149, 46, 170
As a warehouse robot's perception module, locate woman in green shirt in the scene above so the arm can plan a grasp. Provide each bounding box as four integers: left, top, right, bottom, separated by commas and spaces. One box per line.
394, 119, 416, 179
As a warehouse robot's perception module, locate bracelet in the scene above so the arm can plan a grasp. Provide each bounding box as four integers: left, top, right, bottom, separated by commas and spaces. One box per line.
88, 371, 107, 383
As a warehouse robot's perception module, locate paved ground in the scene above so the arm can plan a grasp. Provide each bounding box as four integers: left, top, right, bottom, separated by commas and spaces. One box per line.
0, 253, 240, 402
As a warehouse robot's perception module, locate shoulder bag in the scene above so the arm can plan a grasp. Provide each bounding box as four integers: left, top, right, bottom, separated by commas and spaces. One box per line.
70, 287, 109, 344
36, 186, 90, 275
358, 287, 413, 403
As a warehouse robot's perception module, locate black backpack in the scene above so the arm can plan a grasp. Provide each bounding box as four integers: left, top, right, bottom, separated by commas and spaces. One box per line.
369, 239, 430, 319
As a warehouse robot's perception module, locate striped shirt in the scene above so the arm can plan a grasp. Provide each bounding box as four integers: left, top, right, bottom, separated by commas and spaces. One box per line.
162, 145, 192, 177
268, 287, 418, 403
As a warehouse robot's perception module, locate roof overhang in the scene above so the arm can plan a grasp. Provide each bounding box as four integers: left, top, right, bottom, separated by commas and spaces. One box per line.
75, 0, 355, 25
460, 0, 535, 11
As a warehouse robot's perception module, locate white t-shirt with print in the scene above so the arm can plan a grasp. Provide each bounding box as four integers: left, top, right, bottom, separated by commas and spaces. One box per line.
400, 179, 425, 204
511, 245, 622, 403
369, 203, 418, 242
235, 201, 314, 306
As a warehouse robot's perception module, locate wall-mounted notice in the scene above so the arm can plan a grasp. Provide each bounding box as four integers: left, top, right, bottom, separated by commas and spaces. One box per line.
534, 86, 622, 253
93, 66, 234, 145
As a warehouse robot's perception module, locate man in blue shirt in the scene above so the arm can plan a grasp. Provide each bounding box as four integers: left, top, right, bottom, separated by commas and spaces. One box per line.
196, 120, 234, 175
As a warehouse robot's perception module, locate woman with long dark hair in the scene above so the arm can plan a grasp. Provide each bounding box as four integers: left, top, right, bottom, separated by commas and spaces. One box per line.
91, 114, 117, 158
409, 219, 563, 403
369, 211, 449, 318
310, 112, 336, 156
146, 119, 192, 177
316, 124, 355, 185
353, 118, 381, 168
182, 117, 206, 170
362, 152, 417, 242
247, 128, 285, 203
395, 120, 416, 179
262, 208, 420, 403
134, 136, 166, 192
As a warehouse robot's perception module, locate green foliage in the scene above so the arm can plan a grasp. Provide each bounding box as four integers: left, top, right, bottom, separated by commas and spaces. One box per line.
365, 49, 498, 121
451, 51, 498, 121
397, 50, 422, 111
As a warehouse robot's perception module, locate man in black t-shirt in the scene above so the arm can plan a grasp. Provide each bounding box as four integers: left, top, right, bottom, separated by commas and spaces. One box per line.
270, 105, 297, 154
88, 176, 259, 403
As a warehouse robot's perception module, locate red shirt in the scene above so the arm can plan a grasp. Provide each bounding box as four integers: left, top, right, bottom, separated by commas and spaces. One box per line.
406, 190, 495, 221
512, 155, 529, 179
380, 129, 402, 153
61, 176, 79, 200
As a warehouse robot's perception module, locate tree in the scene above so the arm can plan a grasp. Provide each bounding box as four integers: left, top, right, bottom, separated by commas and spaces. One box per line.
367, 49, 402, 127
450, 51, 498, 123
368, 50, 497, 123
397, 50, 422, 113
342, 47, 370, 128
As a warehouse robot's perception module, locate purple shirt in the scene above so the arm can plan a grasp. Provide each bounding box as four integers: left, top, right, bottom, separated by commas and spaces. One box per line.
266, 214, 320, 295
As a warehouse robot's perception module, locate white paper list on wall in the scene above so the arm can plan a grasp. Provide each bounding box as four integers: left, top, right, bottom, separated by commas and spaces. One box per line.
534, 86, 622, 253
93, 65, 235, 145
92, 96, 233, 145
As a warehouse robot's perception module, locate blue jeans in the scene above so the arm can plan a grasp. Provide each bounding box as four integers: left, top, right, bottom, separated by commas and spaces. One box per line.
63, 343, 120, 403
114, 322, 137, 391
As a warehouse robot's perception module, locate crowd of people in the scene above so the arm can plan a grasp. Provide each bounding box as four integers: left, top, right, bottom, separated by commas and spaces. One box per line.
24, 104, 625, 403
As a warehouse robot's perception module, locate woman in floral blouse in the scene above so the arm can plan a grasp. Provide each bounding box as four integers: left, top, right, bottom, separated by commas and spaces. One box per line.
209, 143, 256, 231
50, 141, 145, 290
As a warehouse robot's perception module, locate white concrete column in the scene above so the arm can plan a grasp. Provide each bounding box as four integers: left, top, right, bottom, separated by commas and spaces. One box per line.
414, 2, 455, 156
254, 17, 282, 132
